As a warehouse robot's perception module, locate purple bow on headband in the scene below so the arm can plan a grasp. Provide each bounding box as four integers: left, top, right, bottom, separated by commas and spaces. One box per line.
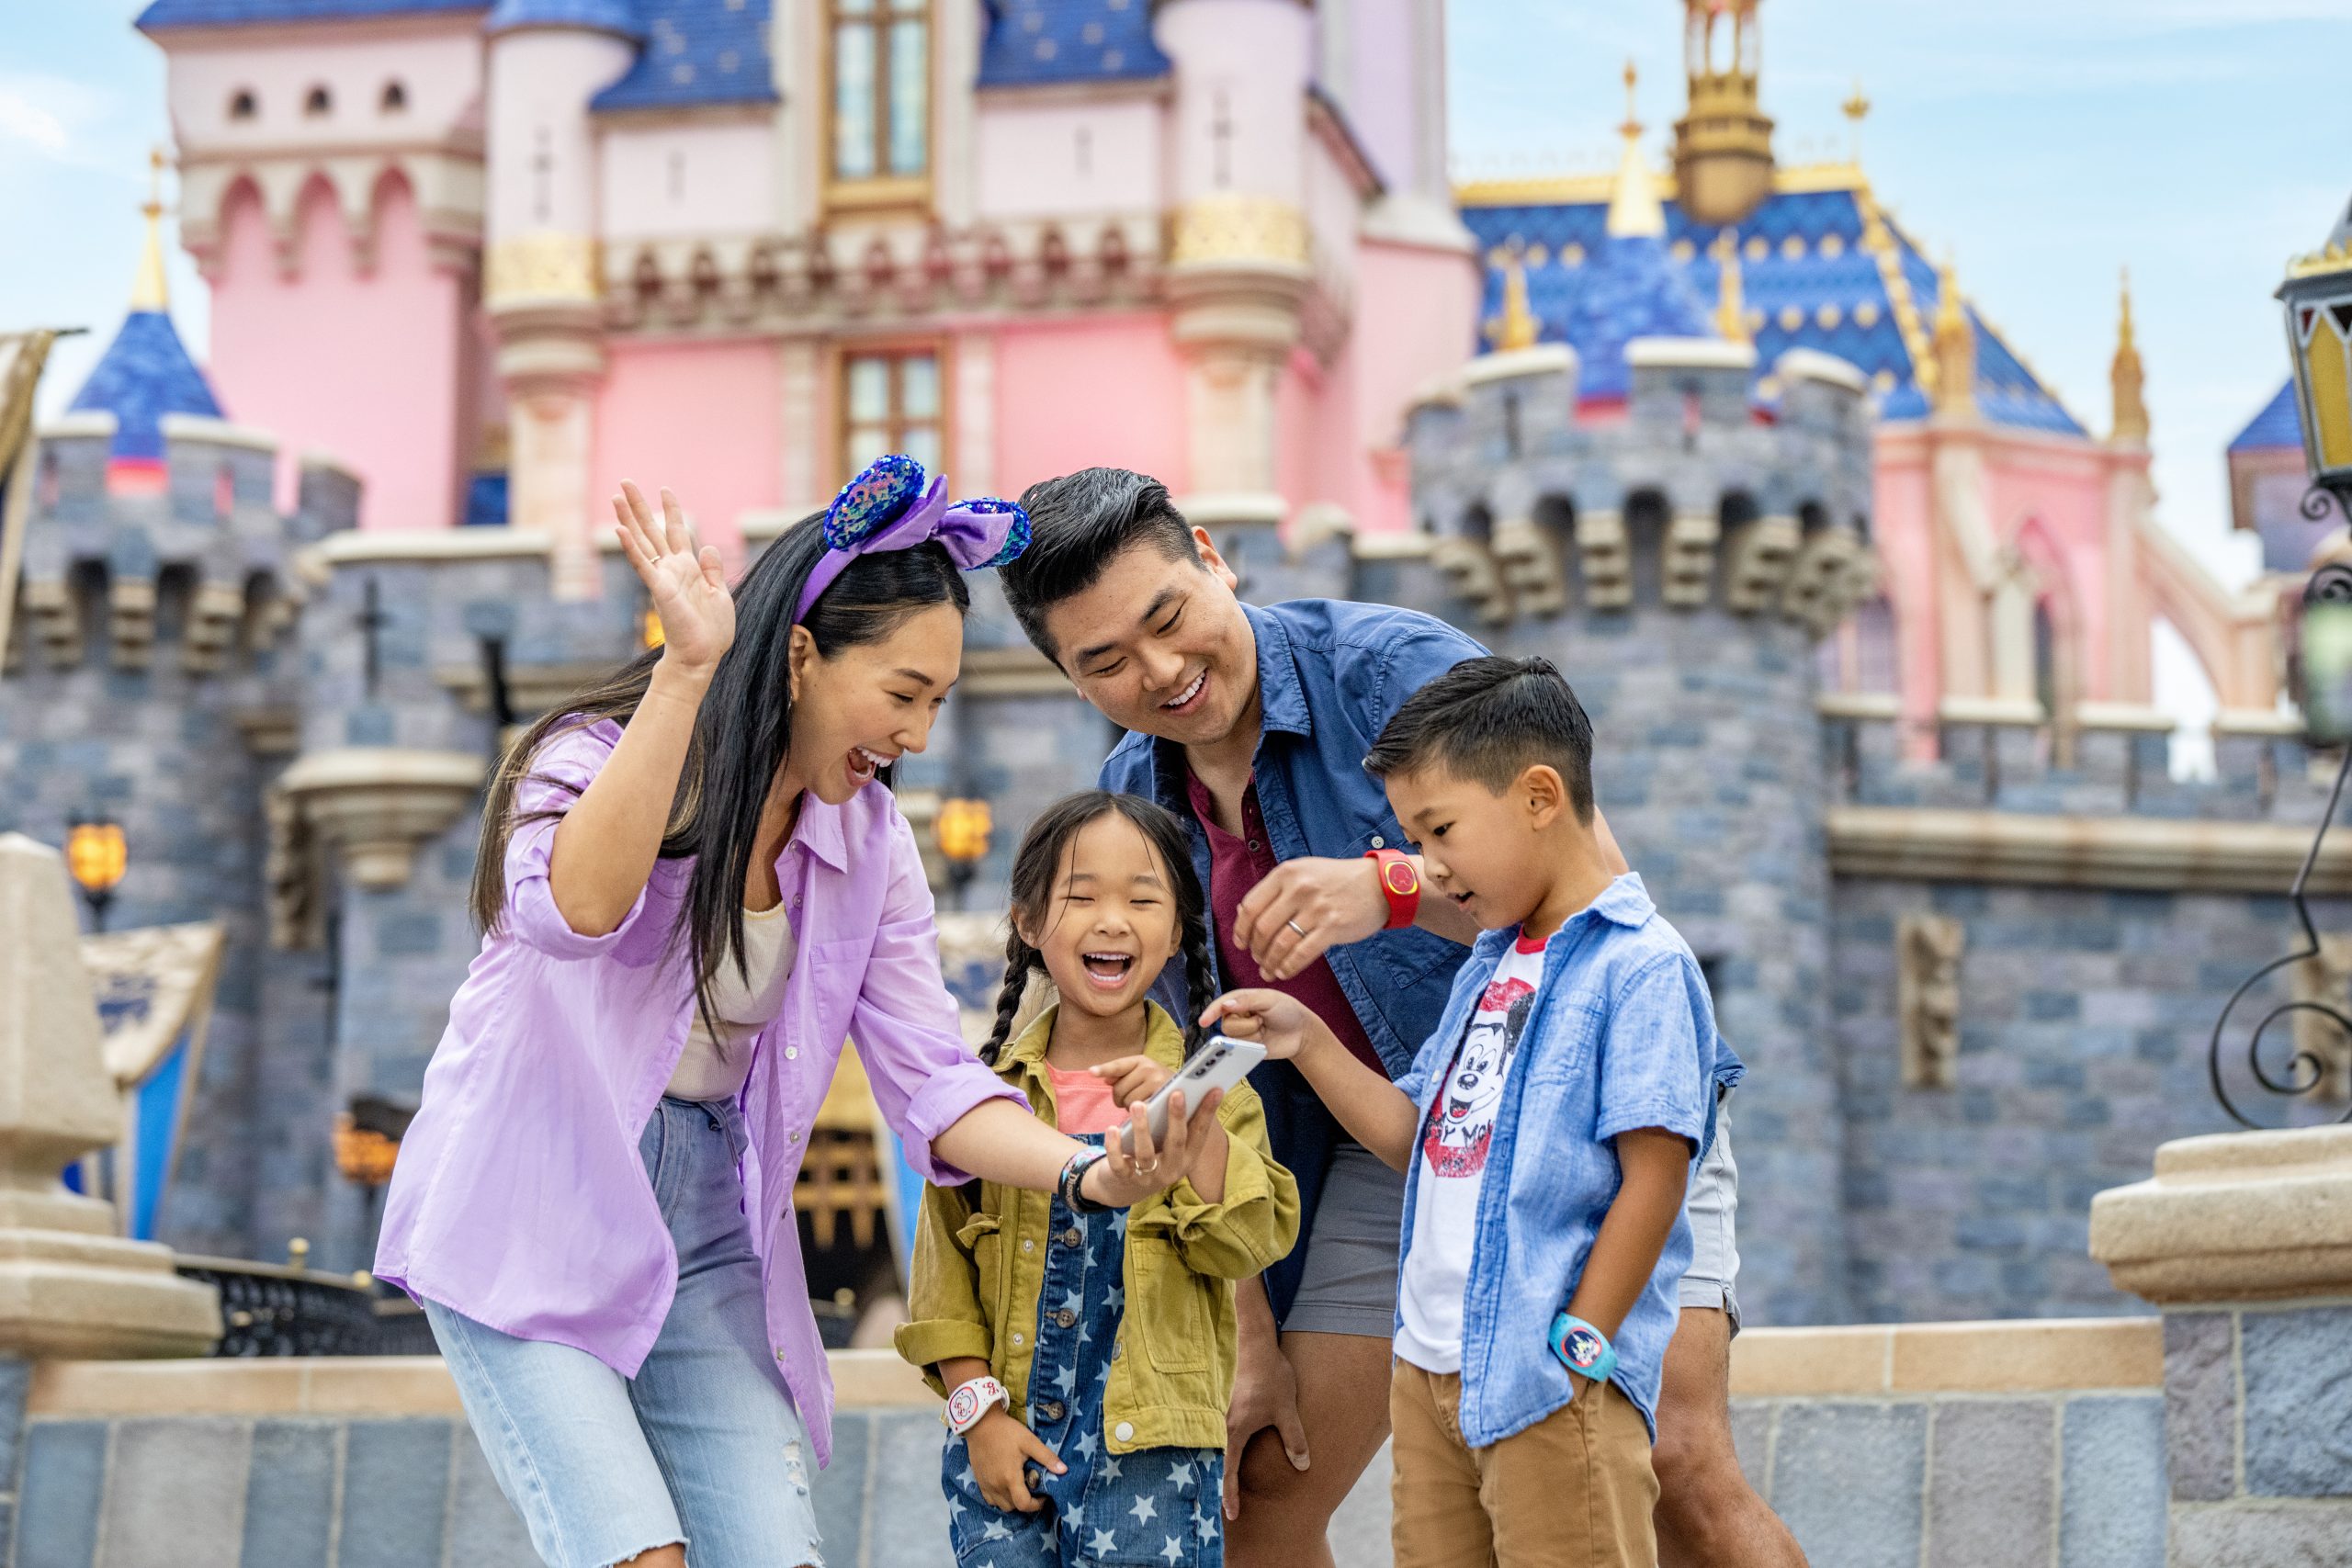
796, 453, 1032, 623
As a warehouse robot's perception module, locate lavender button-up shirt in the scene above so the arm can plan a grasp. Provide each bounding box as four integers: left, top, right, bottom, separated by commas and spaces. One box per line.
374, 718, 1022, 1467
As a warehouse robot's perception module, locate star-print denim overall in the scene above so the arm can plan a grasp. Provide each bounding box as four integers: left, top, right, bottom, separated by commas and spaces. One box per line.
942, 1134, 1224, 1568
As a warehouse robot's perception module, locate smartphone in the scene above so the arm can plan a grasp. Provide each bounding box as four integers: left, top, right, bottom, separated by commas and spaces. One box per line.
1117, 1035, 1266, 1156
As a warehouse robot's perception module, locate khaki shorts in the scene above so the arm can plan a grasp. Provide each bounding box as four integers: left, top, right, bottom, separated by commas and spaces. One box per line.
1390, 1359, 1659, 1568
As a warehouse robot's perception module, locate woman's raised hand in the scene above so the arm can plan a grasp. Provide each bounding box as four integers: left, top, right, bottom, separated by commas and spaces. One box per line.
613, 481, 734, 676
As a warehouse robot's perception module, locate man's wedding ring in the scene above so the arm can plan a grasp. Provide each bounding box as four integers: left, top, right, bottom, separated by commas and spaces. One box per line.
1286, 919, 1309, 938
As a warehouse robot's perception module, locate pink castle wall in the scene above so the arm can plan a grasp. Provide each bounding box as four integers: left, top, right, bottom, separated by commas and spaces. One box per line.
1343, 238, 1481, 535
591, 339, 783, 558
994, 315, 1190, 497
209, 170, 470, 529
1984, 444, 2114, 692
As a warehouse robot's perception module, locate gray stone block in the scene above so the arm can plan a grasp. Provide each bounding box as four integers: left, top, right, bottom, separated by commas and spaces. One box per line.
1326, 1435, 1393, 1568
100, 1417, 254, 1568
447, 1423, 538, 1564
1927, 1401, 2053, 1568
338, 1419, 453, 1568
2165, 1312, 2237, 1503
2169, 1501, 2352, 1567
241, 1420, 336, 1568
1770, 1402, 1927, 1568
2060, 1395, 2166, 1568
860, 1410, 953, 1567
2243, 1304, 2352, 1497
17, 1422, 107, 1568
809, 1411, 869, 1568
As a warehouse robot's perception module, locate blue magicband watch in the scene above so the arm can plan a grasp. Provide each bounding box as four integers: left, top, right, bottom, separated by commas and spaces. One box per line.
1549, 1313, 1618, 1386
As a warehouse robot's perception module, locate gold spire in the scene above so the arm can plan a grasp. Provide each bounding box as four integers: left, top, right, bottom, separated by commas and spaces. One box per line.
1713, 231, 1748, 344
130, 148, 169, 312
1930, 254, 1977, 418
1841, 78, 1871, 164
1485, 253, 1541, 353
1606, 61, 1666, 240
1672, 0, 1774, 226
2109, 266, 2149, 444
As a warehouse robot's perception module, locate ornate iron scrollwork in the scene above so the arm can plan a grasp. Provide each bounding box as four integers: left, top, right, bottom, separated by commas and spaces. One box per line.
2208, 550, 2352, 1128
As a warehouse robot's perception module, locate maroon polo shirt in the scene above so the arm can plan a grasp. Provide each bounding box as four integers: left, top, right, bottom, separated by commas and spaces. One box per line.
1186, 769, 1388, 1077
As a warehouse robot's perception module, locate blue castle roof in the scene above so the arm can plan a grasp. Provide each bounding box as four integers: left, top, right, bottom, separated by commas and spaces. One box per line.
590, 0, 775, 111
1561, 231, 1713, 401
67, 310, 225, 464
1463, 180, 2086, 436
2229, 378, 2303, 454
487, 0, 640, 37
977, 0, 1169, 88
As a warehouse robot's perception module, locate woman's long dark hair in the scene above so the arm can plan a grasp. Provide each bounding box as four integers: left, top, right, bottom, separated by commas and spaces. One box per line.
979, 791, 1216, 1066
469, 510, 972, 1021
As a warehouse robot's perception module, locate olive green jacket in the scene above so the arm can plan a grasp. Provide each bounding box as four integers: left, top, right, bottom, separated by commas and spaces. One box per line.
893, 1003, 1301, 1453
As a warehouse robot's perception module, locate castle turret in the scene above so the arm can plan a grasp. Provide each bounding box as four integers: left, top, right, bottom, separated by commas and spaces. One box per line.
483, 0, 641, 597
1671, 0, 1775, 227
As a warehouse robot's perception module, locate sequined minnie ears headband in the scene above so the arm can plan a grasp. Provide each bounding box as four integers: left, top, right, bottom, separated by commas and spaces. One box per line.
795, 453, 1031, 623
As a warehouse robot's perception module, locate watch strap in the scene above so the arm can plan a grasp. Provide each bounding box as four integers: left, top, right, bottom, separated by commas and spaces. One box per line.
1366, 848, 1421, 931
1059, 1146, 1110, 1213
1549, 1312, 1619, 1386
946, 1375, 1010, 1436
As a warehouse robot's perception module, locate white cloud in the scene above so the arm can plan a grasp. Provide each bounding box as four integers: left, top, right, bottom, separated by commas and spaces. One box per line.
0, 71, 119, 169
0, 87, 69, 155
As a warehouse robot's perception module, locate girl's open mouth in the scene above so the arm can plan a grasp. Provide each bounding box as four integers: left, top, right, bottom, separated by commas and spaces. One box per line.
1080, 951, 1136, 989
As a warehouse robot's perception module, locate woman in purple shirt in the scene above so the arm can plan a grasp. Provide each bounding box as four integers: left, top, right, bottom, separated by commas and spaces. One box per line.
376, 464, 1214, 1568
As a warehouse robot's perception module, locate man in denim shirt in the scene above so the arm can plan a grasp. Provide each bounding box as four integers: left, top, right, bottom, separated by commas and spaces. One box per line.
999, 470, 1802, 1568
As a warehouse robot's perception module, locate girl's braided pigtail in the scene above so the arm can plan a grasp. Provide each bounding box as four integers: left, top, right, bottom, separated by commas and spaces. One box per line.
981, 936, 1038, 1066
1177, 913, 1217, 1059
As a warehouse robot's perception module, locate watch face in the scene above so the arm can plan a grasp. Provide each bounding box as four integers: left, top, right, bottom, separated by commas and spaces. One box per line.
1384, 860, 1419, 897
1564, 1326, 1606, 1371
948, 1383, 984, 1427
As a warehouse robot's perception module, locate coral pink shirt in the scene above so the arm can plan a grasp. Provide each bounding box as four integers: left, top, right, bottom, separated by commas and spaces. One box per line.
1047, 1065, 1126, 1135
374, 718, 1022, 1469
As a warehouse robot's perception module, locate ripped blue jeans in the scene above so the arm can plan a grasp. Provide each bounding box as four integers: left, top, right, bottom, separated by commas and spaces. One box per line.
426, 1096, 823, 1568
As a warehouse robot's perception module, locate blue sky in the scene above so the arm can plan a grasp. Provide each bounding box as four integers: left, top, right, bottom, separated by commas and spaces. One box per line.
5, 0, 2346, 597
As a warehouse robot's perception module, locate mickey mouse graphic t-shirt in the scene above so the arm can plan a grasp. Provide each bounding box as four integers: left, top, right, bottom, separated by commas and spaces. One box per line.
1395, 930, 1549, 1374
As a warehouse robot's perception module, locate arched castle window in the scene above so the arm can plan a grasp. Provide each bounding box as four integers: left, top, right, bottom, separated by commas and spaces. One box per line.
303, 85, 332, 118
1626, 489, 1671, 604
379, 80, 407, 114
228, 88, 257, 121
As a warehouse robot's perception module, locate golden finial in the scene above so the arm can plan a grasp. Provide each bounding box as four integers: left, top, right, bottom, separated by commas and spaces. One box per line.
2110, 265, 2148, 444
1841, 78, 1871, 164
1713, 232, 1748, 345
1484, 252, 1541, 354
1606, 62, 1666, 240
130, 147, 169, 312
1621, 59, 1643, 143
1930, 252, 1977, 417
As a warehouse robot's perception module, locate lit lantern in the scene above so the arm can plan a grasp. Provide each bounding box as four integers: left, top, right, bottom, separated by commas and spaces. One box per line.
2278, 194, 2352, 512
935, 797, 992, 910
641, 605, 665, 650
64, 816, 127, 931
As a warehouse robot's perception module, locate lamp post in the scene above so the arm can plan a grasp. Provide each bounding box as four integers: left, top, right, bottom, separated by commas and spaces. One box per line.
935, 796, 993, 911
63, 816, 127, 932
2202, 200, 2352, 1128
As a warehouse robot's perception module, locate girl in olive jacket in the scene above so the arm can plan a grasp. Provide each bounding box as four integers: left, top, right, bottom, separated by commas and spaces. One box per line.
897, 792, 1300, 1568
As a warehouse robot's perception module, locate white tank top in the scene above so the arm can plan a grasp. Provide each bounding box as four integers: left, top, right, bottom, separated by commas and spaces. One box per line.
665, 901, 796, 1102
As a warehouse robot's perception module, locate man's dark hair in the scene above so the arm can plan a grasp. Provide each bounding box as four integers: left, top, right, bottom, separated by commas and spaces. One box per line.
999, 468, 1203, 659
1364, 656, 1596, 821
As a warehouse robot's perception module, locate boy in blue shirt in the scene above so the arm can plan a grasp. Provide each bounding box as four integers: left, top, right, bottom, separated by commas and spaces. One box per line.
1205, 655, 1738, 1568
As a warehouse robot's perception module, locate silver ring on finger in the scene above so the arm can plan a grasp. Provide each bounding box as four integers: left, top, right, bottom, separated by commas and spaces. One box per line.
1286, 919, 1309, 939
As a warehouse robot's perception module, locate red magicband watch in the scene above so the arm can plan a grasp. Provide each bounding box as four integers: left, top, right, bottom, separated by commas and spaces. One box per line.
1366, 848, 1421, 931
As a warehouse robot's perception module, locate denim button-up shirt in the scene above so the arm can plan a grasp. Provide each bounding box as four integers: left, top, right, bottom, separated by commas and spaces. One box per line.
1393, 874, 1744, 1446
375, 718, 1023, 1468
1100, 599, 1487, 1318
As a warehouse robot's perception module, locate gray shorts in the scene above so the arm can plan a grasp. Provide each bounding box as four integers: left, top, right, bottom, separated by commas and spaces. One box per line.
1680, 1099, 1743, 1332
1283, 1142, 1406, 1337
1280, 1102, 1745, 1337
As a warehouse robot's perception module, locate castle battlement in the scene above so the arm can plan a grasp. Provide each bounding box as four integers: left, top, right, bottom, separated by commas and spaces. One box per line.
1405, 338, 1877, 635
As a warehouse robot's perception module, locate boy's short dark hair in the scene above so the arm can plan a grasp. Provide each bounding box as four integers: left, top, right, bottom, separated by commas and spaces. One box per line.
999, 468, 1203, 658
1364, 656, 1597, 820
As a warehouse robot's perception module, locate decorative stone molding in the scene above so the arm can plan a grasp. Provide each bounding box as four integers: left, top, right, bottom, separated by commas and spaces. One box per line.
1431, 536, 1511, 626
1662, 511, 1721, 607
23, 579, 81, 668
1830, 806, 2352, 895
1896, 913, 1964, 1090
107, 579, 157, 671
1723, 514, 1802, 613
1168, 194, 1312, 268
265, 786, 322, 952
2074, 702, 2177, 735
1576, 510, 1634, 609
1490, 518, 1567, 616
486, 234, 602, 306
0, 835, 222, 1357
181, 583, 247, 675
1936, 694, 2047, 728
1815, 690, 1902, 722
2090, 1125, 2352, 1304
315, 526, 557, 567
1781, 525, 1865, 631
233, 711, 300, 758
277, 749, 486, 892
435, 661, 610, 720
